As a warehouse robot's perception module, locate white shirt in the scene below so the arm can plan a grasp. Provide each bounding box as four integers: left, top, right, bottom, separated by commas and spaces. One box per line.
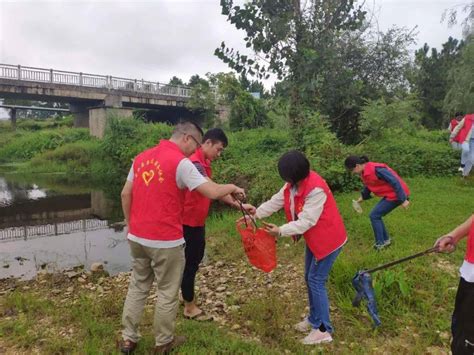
460, 260, 474, 283
255, 184, 327, 237
126, 158, 207, 248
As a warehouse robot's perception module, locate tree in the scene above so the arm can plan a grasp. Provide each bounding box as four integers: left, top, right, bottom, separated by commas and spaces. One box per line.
443, 39, 474, 114
216, 1, 415, 145
168, 76, 185, 86
216, 0, 367, 147
410, 37, 464, 128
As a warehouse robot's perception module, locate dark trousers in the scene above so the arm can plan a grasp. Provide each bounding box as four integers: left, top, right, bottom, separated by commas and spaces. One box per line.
452, 277, 474, 355
180, 225, 206, 303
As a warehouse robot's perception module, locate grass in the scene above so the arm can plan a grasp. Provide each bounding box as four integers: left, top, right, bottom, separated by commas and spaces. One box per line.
1, 176, 472, 353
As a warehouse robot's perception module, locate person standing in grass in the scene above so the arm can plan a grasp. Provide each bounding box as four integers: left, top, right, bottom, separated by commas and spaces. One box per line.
344, 155, 410, 251
119, 121, 246, 354
435, 214, 474, 355
450, 113, 474, 178
449, 112, 466, 173
247, 150, 347, 345
181, 128, 255, 320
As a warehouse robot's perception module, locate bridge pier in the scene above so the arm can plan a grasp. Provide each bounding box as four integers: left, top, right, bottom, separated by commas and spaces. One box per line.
70, 102, 90, 128
89, 107, 134, 139
9, 107, 17, 130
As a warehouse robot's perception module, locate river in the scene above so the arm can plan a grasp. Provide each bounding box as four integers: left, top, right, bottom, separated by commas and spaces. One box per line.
0, 173, 131, 280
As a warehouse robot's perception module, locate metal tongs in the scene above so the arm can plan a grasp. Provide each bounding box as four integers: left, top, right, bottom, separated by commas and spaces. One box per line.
234, 196, 258, 229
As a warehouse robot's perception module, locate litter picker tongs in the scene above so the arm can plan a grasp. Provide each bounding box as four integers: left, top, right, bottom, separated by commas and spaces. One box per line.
234, 197, 258, 229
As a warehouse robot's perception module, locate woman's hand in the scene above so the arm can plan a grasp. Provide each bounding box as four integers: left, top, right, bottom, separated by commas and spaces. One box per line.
262, 222, 280, 237
401, 200, 410, 209
242, 203, 256, 215
434, 235, 456, 253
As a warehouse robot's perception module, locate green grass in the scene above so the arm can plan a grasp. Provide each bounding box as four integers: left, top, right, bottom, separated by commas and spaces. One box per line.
0, 176, 472, 353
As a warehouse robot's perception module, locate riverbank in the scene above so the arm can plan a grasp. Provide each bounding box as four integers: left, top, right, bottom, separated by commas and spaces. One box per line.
1, 176, 472, 353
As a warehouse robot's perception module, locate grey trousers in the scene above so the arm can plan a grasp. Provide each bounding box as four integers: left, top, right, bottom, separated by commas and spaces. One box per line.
121, 240, 185, 346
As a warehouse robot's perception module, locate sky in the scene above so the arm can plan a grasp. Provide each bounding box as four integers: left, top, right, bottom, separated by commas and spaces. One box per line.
0, 0, 466, 119
0, 0, 464, 83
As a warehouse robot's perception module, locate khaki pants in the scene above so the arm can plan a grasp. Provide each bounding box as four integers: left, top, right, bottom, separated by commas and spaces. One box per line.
122, 240, 185, 346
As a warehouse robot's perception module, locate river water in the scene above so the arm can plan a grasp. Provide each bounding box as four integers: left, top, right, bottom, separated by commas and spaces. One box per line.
0, 173, 131, 280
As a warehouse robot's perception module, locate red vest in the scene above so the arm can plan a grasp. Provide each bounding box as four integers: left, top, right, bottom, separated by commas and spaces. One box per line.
465, 215, 474, 263
129, 140, 186, 241
183, 148, 212, 227
361, 162, 410, 201
283, 171, 347, 260
449, 119, 459, 132
453, 114, 474, 143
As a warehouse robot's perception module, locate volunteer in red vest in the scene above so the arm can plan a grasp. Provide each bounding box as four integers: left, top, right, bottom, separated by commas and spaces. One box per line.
119, 121, 245, 354
450, 113, 474, 178
345, 155, 410, 251
435, 215, 474, 354
249, 150, 347, 345
449, 112, 466, 173
181, 128, 255, 320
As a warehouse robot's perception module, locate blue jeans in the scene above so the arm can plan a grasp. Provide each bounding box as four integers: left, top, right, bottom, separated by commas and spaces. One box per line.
304, 246, 342, 334
369, 198, 402, 246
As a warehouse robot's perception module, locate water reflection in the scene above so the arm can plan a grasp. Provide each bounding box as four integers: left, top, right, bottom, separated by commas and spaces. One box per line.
0, 173, 130, 280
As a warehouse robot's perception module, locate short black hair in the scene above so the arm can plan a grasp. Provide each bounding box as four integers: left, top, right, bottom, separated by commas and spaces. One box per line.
203, 128, 228, 147
344, 155, 369, 169
277, 150, 310, 184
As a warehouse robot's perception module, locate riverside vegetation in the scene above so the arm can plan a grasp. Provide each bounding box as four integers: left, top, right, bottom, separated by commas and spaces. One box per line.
0, 115, 473, 353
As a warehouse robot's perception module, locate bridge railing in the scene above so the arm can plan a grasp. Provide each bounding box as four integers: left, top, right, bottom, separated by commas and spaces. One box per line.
0, 63, 191, 98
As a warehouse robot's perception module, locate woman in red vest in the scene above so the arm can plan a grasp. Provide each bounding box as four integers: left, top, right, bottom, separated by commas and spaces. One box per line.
251, 151, 347, 345
450, 113, 474, 178
344, 156, 410, 250
436, 215, 474, 354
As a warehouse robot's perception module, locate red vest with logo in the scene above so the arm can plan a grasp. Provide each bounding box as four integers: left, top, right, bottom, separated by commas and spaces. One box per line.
453, 114, 474, 143
361, 162, 410, 201
183, 148, 212, 227
283, 171, 347, 260
465, 215, 474, 263
129, 140, 186, 241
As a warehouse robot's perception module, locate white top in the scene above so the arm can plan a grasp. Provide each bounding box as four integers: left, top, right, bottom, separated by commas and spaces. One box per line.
460, 260, 474, 283
255, 184, 327, 237
126, 158, 207, 248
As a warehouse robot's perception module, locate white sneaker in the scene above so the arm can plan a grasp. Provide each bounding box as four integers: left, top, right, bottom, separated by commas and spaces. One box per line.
301, 329, 333, 345
294, 318, 312, 333
458, 167, 464, 172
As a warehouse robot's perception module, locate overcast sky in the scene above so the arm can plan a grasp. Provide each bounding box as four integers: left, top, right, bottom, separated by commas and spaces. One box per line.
0, 0, 464, 88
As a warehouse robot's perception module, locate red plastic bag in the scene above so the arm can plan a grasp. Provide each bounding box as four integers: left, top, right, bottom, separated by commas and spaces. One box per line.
236, 222, 277, 272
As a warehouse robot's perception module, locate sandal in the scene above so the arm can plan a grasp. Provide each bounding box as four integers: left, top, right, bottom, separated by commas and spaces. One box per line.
184, 310, 213, 321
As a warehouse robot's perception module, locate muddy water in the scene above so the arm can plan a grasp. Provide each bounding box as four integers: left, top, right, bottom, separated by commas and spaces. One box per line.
0, 173, 131, 280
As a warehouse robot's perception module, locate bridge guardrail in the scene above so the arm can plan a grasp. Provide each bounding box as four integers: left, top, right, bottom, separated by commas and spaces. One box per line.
0, 63, 191, 98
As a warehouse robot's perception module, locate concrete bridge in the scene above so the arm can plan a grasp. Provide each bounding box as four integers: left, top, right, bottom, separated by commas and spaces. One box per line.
0, 64, 195, 137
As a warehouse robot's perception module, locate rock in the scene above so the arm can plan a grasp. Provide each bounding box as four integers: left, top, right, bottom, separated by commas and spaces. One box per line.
231, 324, 241, 330
52, 289, 61, 295
216, 286, 226, 292
90, 262, 104, 273
78, 277, 86, 283
66, 271, 80, 279
216, 261, 225, 268
66, 286, 74, 293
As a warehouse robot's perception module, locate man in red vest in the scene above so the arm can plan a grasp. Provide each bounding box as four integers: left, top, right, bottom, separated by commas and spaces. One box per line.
180, 128, 255, 319
436, 215, 474, 354
119, 121, 245, 354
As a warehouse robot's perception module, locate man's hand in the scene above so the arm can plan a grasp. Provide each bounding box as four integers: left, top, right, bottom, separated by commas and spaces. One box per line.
434, 235, 456, 253
231, 186, 246, 201
263, 222, 280, 237
401, 200, 410, 209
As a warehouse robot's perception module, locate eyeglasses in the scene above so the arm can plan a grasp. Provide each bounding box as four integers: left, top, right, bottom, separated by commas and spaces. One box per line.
188, 134, 201, 148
